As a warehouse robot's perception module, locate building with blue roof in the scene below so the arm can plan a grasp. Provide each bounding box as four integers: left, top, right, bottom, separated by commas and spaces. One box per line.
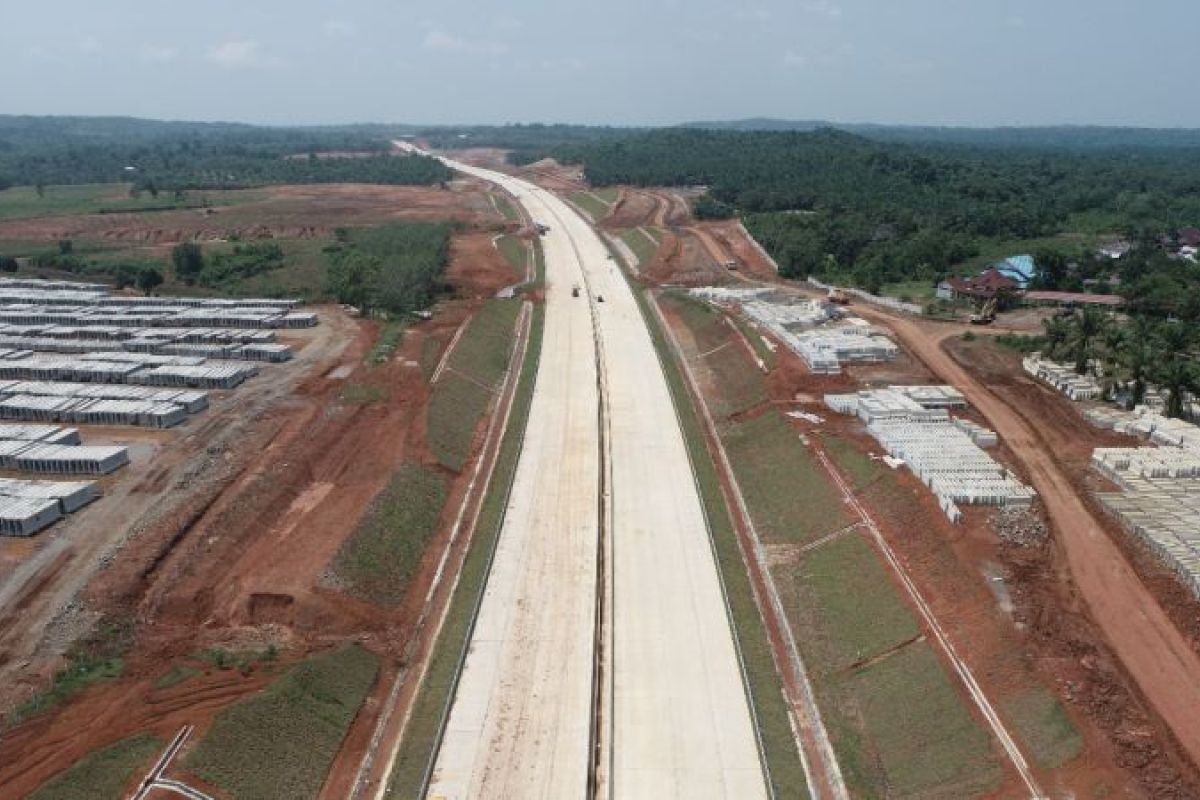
994, 255, 1036, 288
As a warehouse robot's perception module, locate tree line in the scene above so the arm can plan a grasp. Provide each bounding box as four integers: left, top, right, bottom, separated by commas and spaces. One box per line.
325, 223, 453, 317
497, 127, 1200, 302
0, 116, 451, 189
1040, 307, 1199, 418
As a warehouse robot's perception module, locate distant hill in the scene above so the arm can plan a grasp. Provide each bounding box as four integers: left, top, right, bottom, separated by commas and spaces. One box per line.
679, 118, 1200, 149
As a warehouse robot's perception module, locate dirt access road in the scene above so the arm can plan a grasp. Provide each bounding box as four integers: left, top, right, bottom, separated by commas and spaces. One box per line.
407, 146, 768, 799
855, 306, 1200, 769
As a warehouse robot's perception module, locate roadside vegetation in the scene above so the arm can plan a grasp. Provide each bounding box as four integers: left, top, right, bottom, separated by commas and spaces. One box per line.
184, 646, 379, 800
658, 291, 767, 416
426, 299, 522, 472
617, 227, 658, 267
567, 190, 611, 221
8, 618, 132, 726
386, 303, 544, 799
325, 222, 453, 317
29, 734, 162, 800
495, 234, 528, 275
722, 411, 854, 545
492, 193, 520, 222
331, 463, 449, 607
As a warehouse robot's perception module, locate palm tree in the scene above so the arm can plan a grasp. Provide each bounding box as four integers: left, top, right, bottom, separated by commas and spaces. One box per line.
1065, 306, 1111, 375
1154, 356, 1200, 418
1042, 316, 1071, 362
1118, 335, 1156, 407
1152, 322, 1198, 417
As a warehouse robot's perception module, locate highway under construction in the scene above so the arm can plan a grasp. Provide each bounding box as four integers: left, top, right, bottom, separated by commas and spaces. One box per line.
408, 147, 770, 798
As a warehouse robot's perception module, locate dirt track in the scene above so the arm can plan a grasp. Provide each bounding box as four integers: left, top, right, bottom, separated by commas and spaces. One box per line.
857, 307, 1200, 768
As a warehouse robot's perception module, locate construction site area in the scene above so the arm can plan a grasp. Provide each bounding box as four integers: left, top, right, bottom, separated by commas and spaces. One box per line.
0, 166, 534, 799
5, 145, 1200, 800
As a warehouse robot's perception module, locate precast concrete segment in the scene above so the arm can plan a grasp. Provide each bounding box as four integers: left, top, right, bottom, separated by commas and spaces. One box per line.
425, 172, 602, 798
430, 145, 768, 799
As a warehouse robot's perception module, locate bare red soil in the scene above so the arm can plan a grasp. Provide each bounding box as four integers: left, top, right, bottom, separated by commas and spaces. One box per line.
0, 182, 500, 246
850, 307, 1200, 792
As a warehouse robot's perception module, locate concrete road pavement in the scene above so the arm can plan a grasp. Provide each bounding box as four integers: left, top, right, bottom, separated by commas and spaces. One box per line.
424, 149, 767, 800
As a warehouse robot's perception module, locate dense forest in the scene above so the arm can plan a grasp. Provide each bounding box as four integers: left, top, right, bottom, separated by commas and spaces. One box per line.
0, 116, 450, 190
324, 223, 453, 317
491, 127, 1200, 304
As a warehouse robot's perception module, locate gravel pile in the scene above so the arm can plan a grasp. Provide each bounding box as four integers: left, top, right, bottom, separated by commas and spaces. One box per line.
992, 504, 1047, 546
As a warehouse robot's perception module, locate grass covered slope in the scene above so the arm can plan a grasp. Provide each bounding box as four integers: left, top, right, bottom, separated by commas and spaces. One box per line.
331, 463, 450, 607
184, 646, 379, 800
427, 299, 522, 472
29, 734, 162, 800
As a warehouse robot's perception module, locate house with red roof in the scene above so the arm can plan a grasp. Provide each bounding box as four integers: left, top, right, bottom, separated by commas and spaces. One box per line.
936, 267, 1019, 302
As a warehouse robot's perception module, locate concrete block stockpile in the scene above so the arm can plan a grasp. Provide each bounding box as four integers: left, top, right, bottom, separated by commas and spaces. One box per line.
0, 352, 256, 390
1094, 446, 1200, 598
1023, 353, 1103, 400
0, 327, 291, 363
691, 286, 899, 373
826, 387, 1035, 522
0, 477, 98, 536
2, 442, 129, 475
0, 381, 209, 413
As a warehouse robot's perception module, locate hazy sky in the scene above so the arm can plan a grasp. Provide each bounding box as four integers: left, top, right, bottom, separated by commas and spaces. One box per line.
2, 0, 1197, 127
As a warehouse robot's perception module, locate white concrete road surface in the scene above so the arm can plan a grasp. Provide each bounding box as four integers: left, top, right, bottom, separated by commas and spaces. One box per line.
420, 145, 768, 800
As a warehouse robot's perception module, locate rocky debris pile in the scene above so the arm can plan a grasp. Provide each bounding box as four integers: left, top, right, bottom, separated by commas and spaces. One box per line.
992, 504, 1047, 546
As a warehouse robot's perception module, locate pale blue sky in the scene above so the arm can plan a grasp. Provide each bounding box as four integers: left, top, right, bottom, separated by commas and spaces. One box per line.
1, 0, 1197, 127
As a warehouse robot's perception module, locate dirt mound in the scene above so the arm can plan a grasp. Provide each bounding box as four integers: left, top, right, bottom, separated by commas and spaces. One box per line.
603, 191, 659, 229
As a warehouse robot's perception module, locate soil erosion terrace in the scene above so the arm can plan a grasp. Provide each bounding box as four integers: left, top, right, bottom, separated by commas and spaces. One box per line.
409, 147, 768, 798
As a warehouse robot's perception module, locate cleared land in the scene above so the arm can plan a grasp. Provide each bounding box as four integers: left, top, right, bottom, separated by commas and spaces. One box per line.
28, 733, 161, 800
0, 176, 528, 798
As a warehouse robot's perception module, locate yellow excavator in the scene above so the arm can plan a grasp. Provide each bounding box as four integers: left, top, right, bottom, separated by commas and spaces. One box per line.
969, 296, 997, 325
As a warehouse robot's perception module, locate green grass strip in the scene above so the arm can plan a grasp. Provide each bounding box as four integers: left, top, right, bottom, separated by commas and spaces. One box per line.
331, 463, 450, 607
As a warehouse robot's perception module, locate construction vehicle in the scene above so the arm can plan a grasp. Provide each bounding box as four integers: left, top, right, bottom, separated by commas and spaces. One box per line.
827, 287, 851, 305
969, 297, 997, 325
534, 222, 550, 236
597, 295, 605, 303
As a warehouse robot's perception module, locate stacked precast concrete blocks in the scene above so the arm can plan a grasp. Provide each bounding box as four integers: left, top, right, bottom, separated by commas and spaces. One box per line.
0, 478, 98, 536
0, 279, 316, 536
690, 286, 899, 373
1094, 447, 1200, 599
1022, 353, 1103, 400
825, 386, 1034, 522
1025, 355, 1200, 600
